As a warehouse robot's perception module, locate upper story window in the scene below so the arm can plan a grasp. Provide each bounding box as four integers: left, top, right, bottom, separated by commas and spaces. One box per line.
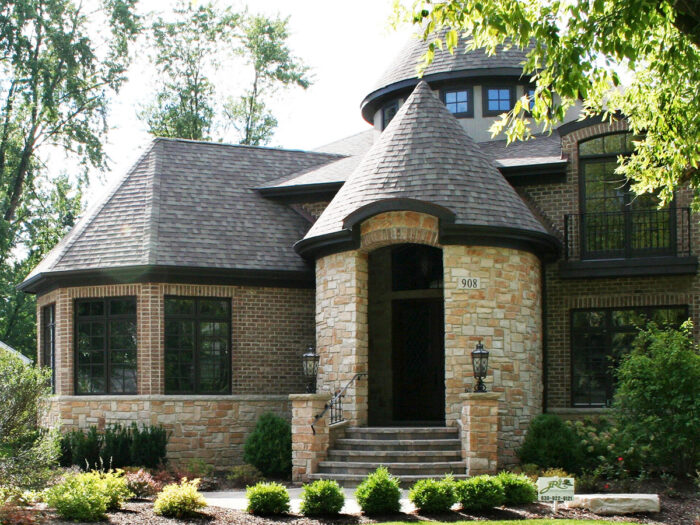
571, 306, 687, 407
578, 132, 675, 259
164, 297, 231, 395
381, 101, 399, 130
42, 304, 55, 393
527, 87, 535, 111
442, 87, 474, 117
483, 86, 515, 116
75, 297, 137, 395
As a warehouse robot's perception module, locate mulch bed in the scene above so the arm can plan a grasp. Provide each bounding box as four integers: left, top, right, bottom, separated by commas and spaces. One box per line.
42, 488, 698, 525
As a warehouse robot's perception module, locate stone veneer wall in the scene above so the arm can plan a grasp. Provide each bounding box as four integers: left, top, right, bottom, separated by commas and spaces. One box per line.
315, 210, 542, 468
36, 282, 314, 467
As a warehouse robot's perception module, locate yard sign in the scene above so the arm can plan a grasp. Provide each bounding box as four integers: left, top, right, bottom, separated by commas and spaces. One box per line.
536, 476, 575, 511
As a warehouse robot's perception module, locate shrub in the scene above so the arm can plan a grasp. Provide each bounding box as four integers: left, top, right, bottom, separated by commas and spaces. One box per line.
454, 475, 505, 511
517, 414, 584, 473
44, 473, 109, 522
92, 471, 133, 510
101, 425, 131, 468
0, 352, 59, 489
123, 468, 158, 498
153, 478, 206, 518
130, 424, 168, 469
354, 466, 401, 515
300, 480, 344, 516
613, 322, 700, 476
243, 413, 291, 477
62, 427, 102, 470
495, 472, 537, 505
227, 464, 264, 488
408, 476, 456, 513
246, 482, 290, 515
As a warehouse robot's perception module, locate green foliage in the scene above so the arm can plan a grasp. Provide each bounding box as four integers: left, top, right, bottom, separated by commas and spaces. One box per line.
141, 1, 238, 140
243, 412, 291, 477
454, 475, 505, 511
92, 471, 132, 511
246, 482, 290, 515
612, 322, 700, 475
495, 472, 537, 505
397, 0, 700, 209
60, 424, 168, 471
224, 14, 310, 146
123, 468, 158, 498
226, 464, 264, 488
44, 473, 109, 522
153, 478, 207, 518
0, 352, 59, 489
300, 479, 345, 516
517, 414, 584, 473
408, 476, 456, 513
354, 466, 402, 515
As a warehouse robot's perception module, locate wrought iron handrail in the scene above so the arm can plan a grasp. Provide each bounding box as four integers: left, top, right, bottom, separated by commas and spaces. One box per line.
564, 208, 692, 261
311, 372, 367, 435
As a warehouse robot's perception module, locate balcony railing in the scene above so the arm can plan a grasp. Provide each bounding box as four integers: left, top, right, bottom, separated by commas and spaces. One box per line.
564, 208, 692, 261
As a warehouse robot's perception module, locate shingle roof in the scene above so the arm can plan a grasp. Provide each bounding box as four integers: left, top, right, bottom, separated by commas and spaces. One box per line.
22, 138, 340, 287
371, 33, 531, 94
304, 81, 548, 241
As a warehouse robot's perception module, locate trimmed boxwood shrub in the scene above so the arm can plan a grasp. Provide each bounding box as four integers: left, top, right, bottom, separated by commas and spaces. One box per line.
300, 479, 345, 516
354, 466, 401, 515
517, 414, 584, 473
246, 482, 290, 515
454, 475, 505, 511
408, 476, 456, 513
495, 471, 537, 505
154, 478, 206, 518
243, 413, 292, 477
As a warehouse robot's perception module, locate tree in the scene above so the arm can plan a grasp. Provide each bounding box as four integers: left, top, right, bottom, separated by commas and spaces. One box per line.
0, 0, 138, 358
140, 2, 239, 141
397, 0, 700, 205
224, 14, 311, 146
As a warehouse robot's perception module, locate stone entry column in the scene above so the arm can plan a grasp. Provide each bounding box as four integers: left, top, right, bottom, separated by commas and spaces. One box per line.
289, 393, 332, 483
460, 392, 501, 475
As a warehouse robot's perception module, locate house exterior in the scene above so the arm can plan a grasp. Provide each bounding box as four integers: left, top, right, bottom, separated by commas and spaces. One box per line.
20, 35, 698, 480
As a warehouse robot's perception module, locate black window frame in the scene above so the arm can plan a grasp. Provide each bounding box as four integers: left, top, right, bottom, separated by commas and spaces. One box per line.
163, 296, 232, 395
381, 100, 399, 130
74, 297, 138, 395
570, 305, 688, 408
441, 86, 474, 118
482, 85, 516, 116
578, 131, 676, 259
42, 304, 56, 393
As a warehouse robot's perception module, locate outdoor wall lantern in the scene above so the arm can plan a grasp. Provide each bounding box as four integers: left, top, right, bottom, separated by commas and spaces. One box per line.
302, 345, 320, 393
471, 340, 489, 392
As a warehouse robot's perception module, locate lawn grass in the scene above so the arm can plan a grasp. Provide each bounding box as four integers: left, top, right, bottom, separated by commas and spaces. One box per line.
381, 521, 618, 525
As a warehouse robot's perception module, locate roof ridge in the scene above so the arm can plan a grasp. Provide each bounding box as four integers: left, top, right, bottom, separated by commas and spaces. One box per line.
152, 136, 344, 158
143, 140, 162, 265
24, 141, 160, 280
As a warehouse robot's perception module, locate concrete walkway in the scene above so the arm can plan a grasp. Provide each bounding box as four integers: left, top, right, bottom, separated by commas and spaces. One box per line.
202, 488, 418, 514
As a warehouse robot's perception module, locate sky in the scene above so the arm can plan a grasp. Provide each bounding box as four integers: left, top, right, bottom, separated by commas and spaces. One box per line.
73, 0, 415, 206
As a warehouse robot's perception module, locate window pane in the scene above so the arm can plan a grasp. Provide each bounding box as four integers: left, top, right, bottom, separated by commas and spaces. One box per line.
445, 92, 456, 103
198, 321, 230, 393
110, 298, 136, 316
164, 319, 196, 394
486, 87, 512, 113
76, 320, 106, 394
77, 300, 104, 317
199, 299, 229, 318
109, 319, 137, 394
165, 298, 195, 316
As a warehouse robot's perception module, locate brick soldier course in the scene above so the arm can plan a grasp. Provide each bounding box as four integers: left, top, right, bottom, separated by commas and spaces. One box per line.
20, 32, 697, 478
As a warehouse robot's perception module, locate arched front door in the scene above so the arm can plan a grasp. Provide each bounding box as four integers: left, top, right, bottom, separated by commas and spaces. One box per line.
368, 243, 445, 426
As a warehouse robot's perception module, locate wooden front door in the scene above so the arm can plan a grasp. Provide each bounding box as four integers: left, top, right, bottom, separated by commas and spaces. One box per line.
392, 298, 445, 423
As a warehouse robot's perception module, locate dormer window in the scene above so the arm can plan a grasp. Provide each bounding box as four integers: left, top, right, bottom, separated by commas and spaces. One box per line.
483, 86, 515, 116
381, 101, 399, 130
442, 87, 474, 117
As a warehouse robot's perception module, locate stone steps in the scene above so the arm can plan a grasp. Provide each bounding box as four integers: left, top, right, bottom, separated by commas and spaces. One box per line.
315, 426, 464, 487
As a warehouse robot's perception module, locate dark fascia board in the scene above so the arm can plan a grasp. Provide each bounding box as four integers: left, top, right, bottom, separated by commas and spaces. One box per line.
257, 181, 344, 204
296, 221, 561, 262
360, 67, 525, 123
19, 265, 315, 295
556, 112, 625, 137
559, 256, 698, 279
501, 160, 569, 184
343, 198, 457, 230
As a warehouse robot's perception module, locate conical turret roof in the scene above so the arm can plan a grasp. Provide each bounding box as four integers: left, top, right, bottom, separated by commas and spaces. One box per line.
299, 81, 557, 257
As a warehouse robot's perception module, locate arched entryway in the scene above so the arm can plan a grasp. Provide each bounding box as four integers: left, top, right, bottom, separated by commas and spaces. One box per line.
368, 243, 445, 426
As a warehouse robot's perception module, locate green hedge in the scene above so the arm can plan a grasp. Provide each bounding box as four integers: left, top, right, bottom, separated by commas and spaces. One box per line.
60, 424, 168, 470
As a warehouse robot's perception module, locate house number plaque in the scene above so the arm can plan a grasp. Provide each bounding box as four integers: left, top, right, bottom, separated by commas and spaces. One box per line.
457, 277, 481, 289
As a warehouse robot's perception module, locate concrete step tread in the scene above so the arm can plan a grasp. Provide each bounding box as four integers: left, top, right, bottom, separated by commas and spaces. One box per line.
308, 473, 469, 484
328, 450, 460, 457
335, 438, 461, 446
346, 427, 457, 433
319, 461, 465, 469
